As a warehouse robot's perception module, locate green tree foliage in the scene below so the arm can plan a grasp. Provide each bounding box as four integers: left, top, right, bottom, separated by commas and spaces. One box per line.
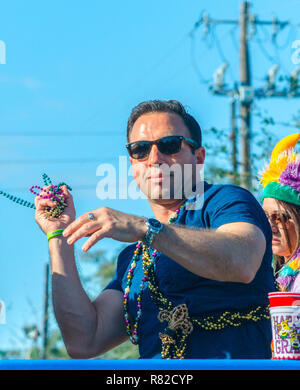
0, 350, 22, 359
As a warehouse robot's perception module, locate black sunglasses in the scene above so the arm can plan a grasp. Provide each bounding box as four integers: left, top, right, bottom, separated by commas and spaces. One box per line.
264, 211, 290, 227
126, 135, 199, 160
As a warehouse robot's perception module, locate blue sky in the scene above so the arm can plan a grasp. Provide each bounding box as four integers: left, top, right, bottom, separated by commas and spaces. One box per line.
1, 0, 300, 353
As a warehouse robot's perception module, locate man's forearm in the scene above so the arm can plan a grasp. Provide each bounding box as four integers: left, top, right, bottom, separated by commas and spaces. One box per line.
49, 237, 97, 356
152, 224, 261, 283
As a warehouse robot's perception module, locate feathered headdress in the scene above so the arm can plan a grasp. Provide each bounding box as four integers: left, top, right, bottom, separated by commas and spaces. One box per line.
260, 133, 300, 206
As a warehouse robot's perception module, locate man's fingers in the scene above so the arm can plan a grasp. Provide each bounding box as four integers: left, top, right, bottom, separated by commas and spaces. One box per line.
61, 185, 74, 210
66, 222, 100, 245
60, 185, 72, 200
82, 229, 108, 252
35, 197, 57, 212
63, 212, 94, 237
35, 184, 73, 210
34, 185, 57, 209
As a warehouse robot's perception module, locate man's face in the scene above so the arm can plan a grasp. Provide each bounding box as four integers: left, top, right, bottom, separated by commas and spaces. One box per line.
128, 112, 205, 202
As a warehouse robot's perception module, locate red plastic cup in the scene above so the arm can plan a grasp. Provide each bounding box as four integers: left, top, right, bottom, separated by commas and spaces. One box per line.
268, 292, 300, 359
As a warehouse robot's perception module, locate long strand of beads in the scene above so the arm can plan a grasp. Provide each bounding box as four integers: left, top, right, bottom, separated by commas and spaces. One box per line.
123, 242, 159, 344
123, 242, 142, 344
0, 190, 35, 209
0, 173, 72, 218
42, 173, 52, 186
123, 202, 185, 346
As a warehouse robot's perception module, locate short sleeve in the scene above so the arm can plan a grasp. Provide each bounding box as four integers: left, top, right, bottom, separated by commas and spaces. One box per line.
209, 185, 269, 237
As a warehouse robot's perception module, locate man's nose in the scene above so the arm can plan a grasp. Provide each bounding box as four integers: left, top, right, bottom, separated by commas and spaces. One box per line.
147, 144, 164, 166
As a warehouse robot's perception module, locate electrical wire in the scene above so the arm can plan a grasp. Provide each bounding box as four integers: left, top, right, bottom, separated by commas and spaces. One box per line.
272, 22, 296, 50
230, 25, 239, 53
0, 156, 120, 165
189, 22, 240, 86
255, 25, 278, 63
256, 23, 290, 75
211, 25, 237, 85
0, 131, 123, 137
190, 30, 212, 84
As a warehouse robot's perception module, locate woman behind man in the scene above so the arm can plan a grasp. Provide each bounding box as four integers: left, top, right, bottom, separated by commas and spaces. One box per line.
261, 133, 300, 292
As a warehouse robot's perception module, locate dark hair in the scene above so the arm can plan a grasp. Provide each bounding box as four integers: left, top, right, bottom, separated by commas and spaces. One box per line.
273, 199, 300, 271
126, 100, 202, 148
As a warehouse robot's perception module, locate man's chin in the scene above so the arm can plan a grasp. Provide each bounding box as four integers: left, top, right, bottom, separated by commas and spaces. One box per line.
146, 188, 185, 201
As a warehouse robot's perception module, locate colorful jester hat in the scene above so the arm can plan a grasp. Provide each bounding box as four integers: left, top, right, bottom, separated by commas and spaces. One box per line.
260, 133, 300, 206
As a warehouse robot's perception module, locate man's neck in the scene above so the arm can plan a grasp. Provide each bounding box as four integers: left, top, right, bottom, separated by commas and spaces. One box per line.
148, 198, 186, 224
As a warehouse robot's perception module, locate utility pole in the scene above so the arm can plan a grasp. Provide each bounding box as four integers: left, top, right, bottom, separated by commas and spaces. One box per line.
230, 98, 238, 184
194, 1, 297, 192
42, 262, 49, 359
239, 1, 251, 189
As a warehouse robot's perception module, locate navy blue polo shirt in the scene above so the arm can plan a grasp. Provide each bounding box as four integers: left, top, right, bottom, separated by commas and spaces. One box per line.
104, 182, 274, 359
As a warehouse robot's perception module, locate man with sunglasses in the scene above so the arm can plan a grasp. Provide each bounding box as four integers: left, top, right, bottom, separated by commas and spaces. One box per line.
35, 99, 274, 359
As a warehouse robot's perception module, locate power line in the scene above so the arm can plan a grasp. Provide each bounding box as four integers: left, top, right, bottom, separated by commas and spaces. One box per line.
254, 26, 278, 63
0, 124, 234, 165
211, 25, 236, 84
0, 156, 122, 165
0, 131, 124, 137
230, 25, 239, 53
190, 23, 239, 86
272, 22, 296, 50
190, 31, 212, 84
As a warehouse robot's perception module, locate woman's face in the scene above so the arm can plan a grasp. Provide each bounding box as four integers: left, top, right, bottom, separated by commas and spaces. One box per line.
262, 197, 297, 260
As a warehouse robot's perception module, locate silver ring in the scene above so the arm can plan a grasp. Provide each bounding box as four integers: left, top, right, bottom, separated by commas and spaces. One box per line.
88, 212, 95, 221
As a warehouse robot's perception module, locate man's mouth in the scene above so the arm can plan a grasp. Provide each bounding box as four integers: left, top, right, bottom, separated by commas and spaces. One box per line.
148, 175, 163, 183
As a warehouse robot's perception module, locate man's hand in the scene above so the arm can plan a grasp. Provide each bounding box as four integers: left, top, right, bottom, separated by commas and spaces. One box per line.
35, 185, 76, 235
62, 207, 147, 252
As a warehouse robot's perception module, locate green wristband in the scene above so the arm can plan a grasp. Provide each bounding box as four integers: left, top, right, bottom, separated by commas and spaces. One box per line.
47, 229, 64, 242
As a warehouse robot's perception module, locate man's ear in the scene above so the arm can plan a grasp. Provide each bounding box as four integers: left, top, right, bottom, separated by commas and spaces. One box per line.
194, 146, 205, 165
